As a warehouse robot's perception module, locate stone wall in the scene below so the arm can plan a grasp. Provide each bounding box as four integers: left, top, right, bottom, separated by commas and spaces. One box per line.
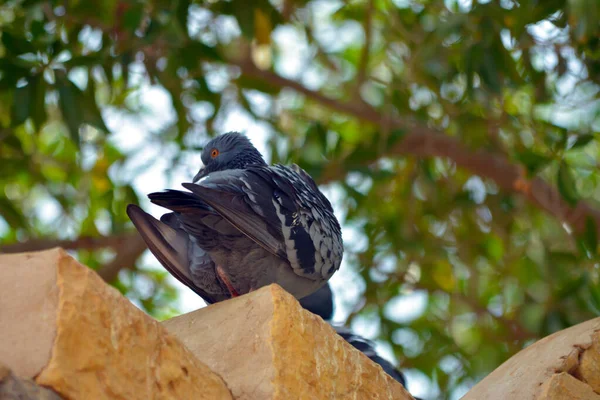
463, 315, 600, 400
0, 249, 413, 400
3, 248, 600, 399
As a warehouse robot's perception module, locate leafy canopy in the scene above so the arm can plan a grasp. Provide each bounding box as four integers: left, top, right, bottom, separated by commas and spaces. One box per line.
1, 0, 600, 398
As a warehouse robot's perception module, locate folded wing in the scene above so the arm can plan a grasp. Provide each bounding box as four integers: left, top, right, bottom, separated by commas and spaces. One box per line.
126, 204, 227, 304
180, 165, 342, 282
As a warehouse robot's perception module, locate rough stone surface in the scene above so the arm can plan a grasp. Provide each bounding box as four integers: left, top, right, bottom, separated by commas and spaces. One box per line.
0, 252, 58, 378
163, 284, 413, 400
576, 330, 600, 393
538, 373, 600, 400
0, 248, 232, 400
462, 317, 600, 400
0, 363, 64, 400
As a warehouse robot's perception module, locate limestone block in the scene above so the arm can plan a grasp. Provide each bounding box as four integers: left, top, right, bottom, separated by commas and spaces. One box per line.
162, 284, 414, 400
538, 373, 600, 400
0, 248, 232, 400
462, 317, 600, 399
575, 330, 600, 393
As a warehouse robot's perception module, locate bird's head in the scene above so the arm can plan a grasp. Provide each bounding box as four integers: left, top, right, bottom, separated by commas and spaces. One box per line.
193, 132, 266, 182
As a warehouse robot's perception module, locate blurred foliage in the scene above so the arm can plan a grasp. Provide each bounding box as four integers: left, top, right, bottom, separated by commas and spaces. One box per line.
1, 0, 600, 398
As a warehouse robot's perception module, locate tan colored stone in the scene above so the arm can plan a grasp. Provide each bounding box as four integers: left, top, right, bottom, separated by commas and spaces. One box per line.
462, 317, 600, 400
162, 284, 413, 400
575, 330, 600, 394
538, 373, 600, 400
0, 248, 232, 400
0, 363, 11, 381
0, 251, 58, 378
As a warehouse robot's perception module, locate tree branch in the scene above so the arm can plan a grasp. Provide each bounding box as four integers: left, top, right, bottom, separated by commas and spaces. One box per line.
234, 58, 600, 236
0, 233, 138, 254
0, 232, 147, 283
96, 234, 147, 282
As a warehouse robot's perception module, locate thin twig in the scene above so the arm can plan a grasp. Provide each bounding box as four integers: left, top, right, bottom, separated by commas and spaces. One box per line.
0, 233, 138, 254
356, 0, 374, 90
1, 232, 148, 283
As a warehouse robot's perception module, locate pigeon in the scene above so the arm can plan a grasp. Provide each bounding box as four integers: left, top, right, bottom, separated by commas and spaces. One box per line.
126, 132, 343, 304
300, 283, 410, 389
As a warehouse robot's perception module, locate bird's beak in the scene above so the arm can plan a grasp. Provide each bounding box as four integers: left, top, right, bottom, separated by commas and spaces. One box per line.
193, 167, 207, 183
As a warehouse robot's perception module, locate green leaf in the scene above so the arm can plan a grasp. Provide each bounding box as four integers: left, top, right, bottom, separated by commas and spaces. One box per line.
1, 30, 35, 55
185, 42, 222, 64
556, 273, 588, 300
557, 161, 579, 206
11, 82, 32, 126
465, 45, 481, 97
82, 77, 109, 133
344, 143, 380, 168
479, 50, 502, 94
2, 135, 24, 153
387, 129, 407, 148
102, 60, 114, 84
176, 0, 191, 38
515, 150, 552, 176
304, 122, 328, 153
483, 234, 504, 262
30, 74, 47, 130
232, 2, 254, 39
120, 52, 133, 88
0, 60, 30, 90
0, 197, 27, 229
56, 72, 85, 147
589, 283, 600, 313
570, 134, 595, 150
547, 251, 579, 266
123, 3, 145, 32
579, 216, 598, 257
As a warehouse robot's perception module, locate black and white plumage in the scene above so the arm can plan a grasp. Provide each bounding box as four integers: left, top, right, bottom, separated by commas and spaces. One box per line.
300, 283, 410, 389
127, 132, 343, 303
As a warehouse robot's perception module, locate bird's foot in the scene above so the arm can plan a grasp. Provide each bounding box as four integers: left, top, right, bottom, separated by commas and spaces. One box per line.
216, 265, 240, 298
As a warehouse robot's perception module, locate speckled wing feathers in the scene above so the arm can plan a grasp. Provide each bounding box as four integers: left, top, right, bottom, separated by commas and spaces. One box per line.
269, 164, 343, 280
181, 164, 343, 281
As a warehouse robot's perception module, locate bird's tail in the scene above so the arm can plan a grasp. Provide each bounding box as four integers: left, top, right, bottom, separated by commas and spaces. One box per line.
126, 204, 211, 300
148, 189, 212, 214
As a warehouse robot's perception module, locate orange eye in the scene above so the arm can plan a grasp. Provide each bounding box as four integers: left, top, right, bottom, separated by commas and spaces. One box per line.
210, 148, 219, 158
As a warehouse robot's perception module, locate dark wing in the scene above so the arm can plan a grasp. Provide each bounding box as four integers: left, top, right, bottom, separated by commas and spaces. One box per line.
181, 169, 289, 260
335, 326, 408, 387
126, 204, 227, 304
299, 282, 334, 320
181, 165, 342, 281
149, 189, 241, 240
